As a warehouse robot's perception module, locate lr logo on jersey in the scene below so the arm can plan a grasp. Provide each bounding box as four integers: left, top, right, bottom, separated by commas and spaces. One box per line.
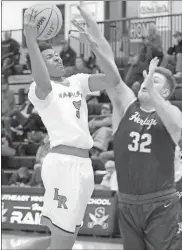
88, 207, 109, 229
53, 188, 68, 209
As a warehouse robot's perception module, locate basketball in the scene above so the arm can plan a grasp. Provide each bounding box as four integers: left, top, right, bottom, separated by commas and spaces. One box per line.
27, 4, 63, 41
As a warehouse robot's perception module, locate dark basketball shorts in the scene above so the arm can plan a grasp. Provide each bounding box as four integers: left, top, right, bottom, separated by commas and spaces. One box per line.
118, 190, 182, 250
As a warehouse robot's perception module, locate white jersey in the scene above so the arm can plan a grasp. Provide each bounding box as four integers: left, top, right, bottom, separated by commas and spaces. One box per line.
28, 74, 93, 149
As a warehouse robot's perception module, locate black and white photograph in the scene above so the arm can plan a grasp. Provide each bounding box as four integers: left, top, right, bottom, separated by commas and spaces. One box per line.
1, 1, 182, 249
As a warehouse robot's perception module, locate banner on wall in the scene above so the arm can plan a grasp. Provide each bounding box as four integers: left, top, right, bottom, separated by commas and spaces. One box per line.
130, 18, 156, 42
138, 1, 170, 31
1, 188, 117, 236
2, 193, 43, 226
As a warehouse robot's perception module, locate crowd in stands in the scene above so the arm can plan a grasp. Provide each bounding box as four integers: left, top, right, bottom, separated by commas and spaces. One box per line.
1, 23, 182, 191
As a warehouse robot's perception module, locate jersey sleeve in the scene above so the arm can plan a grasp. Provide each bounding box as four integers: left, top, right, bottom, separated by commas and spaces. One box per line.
28, 82, 57, 111
72, 73, 92, 96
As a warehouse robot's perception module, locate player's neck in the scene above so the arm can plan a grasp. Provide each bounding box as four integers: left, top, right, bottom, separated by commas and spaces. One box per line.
51, 76, 70, 87
51, 76, 64, 82
139, 100, 155, 112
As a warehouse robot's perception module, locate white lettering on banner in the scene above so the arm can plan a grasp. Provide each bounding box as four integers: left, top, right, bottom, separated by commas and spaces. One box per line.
88, 207, 109, 229
138, 1, 170, 31
129, 112, 157, 130
2, 195, 30, 201
130, 19, 155, 43
32, 203, 43, 211
177, 192, 182, 199
31, 196, 44, 202
10, 211, 41, 225
2, 202, 8, 223
88, 198, 111, 206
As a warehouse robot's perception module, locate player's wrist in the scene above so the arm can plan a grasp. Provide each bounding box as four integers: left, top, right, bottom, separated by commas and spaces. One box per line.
25, 32, 37, 41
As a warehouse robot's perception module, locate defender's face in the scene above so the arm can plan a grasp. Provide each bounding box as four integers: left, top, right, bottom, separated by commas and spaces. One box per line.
138, 73, 169, 101
42, 49, 65, 77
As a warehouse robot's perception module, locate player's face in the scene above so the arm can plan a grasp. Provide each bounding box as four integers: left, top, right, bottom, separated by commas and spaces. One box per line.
42, 49, 65, 77
138, 73, 170, 101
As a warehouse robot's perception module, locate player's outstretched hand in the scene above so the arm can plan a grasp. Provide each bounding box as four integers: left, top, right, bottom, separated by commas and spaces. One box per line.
70, 19, 98, 48
149, 57, 159, 75
24, 8, 38, 39
142, 57, 159, 91
77, 1, 102, 40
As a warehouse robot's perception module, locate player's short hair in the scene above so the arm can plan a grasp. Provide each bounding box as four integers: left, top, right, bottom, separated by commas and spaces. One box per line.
155, 67, 177, 99
38, 42, 53, 52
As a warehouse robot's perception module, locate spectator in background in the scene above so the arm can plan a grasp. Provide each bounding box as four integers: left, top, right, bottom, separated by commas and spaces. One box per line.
125, 24, 163, 93
125, 43, 149, 90
34, 134, 50, 169
8, 167, 31, 187
2, 127, 16, 173
89, 103, 112, 134
65, 56, 92, 77
167, 31, 182, 78
99, 150, 114, 165
23, 108, 46, 134
59, 40, 76, 67
28, 167, 43, 187
144, 23, 163, 64
2, 31, 20, 75
2, 128, 16, 159
100, 160, 118, 191
2, 74, 16, 135
27, 135, 50, 188
2, 171, 9, 185
86, 52, 100, 73
89, 103, 113, 157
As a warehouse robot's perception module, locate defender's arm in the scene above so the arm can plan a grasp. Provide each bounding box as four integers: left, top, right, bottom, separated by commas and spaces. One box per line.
144, 58, 182, 143
148, 90, 182, 143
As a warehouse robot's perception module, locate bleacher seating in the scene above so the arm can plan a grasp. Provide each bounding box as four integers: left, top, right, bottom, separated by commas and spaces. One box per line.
3, 156, 36, 169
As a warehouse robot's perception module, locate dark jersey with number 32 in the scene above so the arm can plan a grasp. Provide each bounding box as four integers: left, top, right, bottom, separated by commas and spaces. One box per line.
114, 100, 176, 195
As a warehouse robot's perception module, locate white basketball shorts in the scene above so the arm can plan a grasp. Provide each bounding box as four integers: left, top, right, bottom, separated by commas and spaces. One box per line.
41, 152, 94, 233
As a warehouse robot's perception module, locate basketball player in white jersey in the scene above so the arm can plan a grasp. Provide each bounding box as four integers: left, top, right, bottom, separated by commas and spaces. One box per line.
16, 4, 121, 250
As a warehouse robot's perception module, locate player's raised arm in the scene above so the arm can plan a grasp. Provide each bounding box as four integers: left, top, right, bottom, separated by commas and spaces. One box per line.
71, 20, 120, 88
78, 1, 114, 61
24, 8, 52, 99
71, 3, 136, 131
143, 58, 182, 143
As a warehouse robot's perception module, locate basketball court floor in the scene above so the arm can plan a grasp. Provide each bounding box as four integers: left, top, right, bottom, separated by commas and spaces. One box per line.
2, 231, 123, 249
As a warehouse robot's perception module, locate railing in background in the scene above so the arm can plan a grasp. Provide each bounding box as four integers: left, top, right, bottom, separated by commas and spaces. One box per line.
2, 14, 182, 63
70, 13, 182, 60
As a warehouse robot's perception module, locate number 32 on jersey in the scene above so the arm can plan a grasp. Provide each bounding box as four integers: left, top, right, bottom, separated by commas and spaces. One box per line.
128, 131, 152, 153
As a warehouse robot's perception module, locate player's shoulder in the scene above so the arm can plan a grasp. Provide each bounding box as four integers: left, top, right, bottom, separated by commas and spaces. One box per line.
29, 80, 55, 90
68, 73, 90, 81
168, 101, 182, 115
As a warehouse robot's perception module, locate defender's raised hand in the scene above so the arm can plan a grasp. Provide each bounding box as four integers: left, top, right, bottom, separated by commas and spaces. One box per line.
77, 1, 101, 39
70, 19, 98, 47
148, 57, 159, 75
77, 1, 114, 60
143, 57, 159, 91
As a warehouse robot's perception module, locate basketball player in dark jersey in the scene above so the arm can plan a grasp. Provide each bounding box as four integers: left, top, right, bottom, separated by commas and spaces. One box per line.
111, 61, 182, 249
73, 5, 182, 249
